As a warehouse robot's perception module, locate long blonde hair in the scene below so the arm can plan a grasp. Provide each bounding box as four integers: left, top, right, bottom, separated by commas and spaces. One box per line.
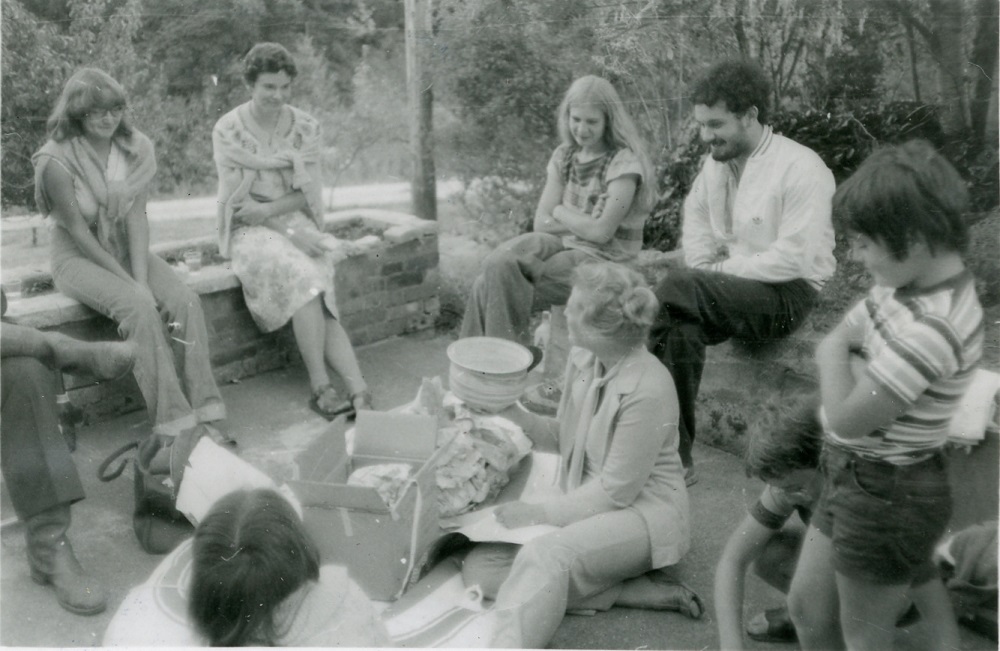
556, 76, 655, 211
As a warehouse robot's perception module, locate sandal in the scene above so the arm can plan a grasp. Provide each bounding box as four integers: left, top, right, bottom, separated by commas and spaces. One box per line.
660, 581, 704, 619
202, 423, 237, 448
522, 381, 561, 416
351, 390, 374, 414
309, 384, 354, 421
747, 606, 796, 643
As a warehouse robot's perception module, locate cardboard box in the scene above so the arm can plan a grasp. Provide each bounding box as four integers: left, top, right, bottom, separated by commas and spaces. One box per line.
288, 411, 447, 601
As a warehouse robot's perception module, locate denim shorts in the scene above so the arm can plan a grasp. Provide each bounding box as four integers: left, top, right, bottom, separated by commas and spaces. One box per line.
812, 445, 950, 585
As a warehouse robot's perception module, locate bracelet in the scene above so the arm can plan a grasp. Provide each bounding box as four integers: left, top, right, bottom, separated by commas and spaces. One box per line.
285, 228, 295, 237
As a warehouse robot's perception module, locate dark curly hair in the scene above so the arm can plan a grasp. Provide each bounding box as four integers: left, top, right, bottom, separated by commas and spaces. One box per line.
690, 60, 772, 124
744, 396, 822, 482
243, 42, 298, 85
834, 139, 970, 260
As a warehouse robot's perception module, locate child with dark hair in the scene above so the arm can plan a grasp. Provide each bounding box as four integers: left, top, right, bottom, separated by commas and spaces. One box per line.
717, 393, 955, 648
787, 139, 983, 651
714, 398, 825, 647
189, 488, 388, 647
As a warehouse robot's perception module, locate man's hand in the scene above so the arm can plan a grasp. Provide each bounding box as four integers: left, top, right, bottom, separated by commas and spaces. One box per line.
494, 501, 547, 529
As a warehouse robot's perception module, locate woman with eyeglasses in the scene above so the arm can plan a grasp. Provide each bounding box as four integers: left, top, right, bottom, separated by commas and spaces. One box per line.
32, 68, 231, 445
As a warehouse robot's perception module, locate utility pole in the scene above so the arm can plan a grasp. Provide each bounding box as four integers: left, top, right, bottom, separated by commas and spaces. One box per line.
404, 0, 437, 220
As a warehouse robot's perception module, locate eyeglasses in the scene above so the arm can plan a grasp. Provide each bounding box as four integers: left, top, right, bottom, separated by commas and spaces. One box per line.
86, 106, 126, 120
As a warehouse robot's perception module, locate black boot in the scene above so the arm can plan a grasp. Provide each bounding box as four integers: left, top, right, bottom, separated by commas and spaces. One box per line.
25, 505, 107, 616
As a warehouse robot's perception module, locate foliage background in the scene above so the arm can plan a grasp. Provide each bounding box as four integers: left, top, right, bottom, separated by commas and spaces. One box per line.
2, 0, 997, 238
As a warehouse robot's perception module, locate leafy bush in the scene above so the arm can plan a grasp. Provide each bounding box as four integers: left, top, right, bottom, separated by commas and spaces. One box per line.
643, 122, 705, 252
771, 103, 944, 182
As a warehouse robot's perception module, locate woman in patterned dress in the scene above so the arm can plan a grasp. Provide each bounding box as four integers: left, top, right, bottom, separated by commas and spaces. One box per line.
213, 43, 371, 418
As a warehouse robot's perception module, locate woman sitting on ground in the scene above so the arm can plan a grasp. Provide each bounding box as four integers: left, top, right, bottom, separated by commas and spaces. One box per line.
189, 488, 388, 646
213, 42, 371, 419
32, 67, 230, 445
461, 261, 702, 648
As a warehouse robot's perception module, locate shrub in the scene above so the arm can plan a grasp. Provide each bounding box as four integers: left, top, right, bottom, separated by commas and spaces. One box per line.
643, 122, 705, 252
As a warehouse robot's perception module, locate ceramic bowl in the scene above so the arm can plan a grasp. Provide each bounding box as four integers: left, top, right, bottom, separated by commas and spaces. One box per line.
447, 337, 539, 412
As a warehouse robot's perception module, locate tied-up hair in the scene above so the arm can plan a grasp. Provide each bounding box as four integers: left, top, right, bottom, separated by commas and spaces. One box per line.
46, 68, 131, 142
189, 488, 319, 646
571, 261, 658, 347
556, 75, 656, 212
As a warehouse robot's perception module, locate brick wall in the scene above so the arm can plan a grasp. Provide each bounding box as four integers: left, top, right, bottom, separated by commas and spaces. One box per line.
7, 209, 440, 424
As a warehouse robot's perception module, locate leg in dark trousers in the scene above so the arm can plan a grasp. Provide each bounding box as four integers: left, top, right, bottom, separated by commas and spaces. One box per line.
649, 269, 817, 468
1, 356, 106, 615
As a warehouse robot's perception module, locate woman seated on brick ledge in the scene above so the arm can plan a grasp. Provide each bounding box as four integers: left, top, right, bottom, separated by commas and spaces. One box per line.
32, 67, 232, 446
213, 42, 371, 419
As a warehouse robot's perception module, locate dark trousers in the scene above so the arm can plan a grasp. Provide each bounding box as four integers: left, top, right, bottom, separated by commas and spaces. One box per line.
1, 357, 85, 520
649, 269, 818, 467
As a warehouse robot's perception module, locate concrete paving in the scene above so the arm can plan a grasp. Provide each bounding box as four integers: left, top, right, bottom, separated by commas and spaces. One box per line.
1, 330, 994, 649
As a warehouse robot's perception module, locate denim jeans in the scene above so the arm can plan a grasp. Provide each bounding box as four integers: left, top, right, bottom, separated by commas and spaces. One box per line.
460, 232, 595, 346
813, 445, 950, 585
51, 228, 225, 436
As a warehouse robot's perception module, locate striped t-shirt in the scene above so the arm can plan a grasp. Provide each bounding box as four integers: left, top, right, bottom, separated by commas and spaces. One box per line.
826, 270, 984, 463
547, 144, 648, 263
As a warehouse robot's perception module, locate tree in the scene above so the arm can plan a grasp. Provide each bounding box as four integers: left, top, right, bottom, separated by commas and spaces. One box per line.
1, 0, 67, 208
877, 0, 999, 149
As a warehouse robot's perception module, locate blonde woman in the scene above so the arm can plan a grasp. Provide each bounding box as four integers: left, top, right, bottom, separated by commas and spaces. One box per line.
462, 262, 701, 648
460, 76, 654, 369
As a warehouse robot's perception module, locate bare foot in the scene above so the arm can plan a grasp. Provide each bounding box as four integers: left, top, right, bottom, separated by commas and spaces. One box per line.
615, 574, 704, 618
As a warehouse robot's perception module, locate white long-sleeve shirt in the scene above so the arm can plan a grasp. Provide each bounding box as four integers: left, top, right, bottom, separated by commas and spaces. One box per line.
682, 127, 836, 290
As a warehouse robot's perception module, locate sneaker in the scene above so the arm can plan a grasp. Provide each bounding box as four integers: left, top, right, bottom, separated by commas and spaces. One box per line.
522, 381, 561, 416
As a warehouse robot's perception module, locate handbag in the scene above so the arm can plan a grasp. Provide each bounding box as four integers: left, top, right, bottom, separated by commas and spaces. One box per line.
98, 425, 204, 554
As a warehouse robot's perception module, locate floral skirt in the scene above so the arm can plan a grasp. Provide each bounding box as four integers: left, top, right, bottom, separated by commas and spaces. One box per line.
229, 213, 338, 332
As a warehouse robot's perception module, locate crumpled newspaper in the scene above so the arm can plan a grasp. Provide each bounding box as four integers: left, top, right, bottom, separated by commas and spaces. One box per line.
399, 376, 534, 517
347, 463, 413, 506
433, 409, 532, 518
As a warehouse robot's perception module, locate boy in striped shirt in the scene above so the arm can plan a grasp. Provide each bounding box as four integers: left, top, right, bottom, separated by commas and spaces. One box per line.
787, 140, 984, 650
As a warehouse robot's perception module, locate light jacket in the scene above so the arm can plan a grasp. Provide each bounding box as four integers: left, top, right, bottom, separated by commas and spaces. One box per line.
682, 127, 836, 290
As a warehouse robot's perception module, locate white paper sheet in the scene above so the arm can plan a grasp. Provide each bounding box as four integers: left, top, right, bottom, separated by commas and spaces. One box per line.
440, 452, 563, 545
175, 437, 302, 525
